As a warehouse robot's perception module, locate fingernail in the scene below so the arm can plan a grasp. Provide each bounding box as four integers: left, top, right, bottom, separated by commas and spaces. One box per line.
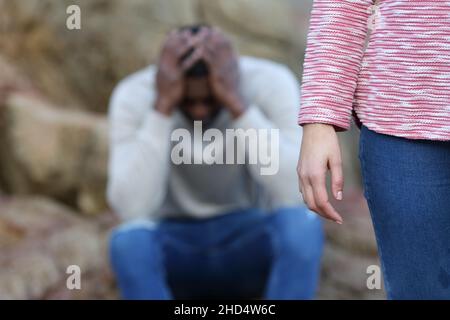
336, 220, 343, 225
336, 191, 343, 201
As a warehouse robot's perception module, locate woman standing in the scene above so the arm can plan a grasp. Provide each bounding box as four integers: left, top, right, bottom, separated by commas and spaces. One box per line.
297, 0, 450, 299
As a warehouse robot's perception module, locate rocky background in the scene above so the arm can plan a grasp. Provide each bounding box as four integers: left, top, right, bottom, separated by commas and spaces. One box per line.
0, 0, 384, 299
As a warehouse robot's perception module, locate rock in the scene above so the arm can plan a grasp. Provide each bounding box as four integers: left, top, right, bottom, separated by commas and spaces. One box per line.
0, 0, 200, 112
0, 55, 33, 94
201, 0, 298, 42
0, 196, 117, 299
0, 92, 109, 215
77, 121, 109, 215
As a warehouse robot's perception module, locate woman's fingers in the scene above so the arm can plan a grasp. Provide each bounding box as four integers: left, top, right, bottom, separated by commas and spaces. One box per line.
301, 179, 318, 213
297, 123, 344, 224
329, 153, 344, 201
298, 160, 344, 224
310, 172, 343, 224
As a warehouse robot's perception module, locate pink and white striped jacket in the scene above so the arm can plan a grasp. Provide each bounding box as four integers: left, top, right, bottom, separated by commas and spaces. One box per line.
298, 0, 450, 141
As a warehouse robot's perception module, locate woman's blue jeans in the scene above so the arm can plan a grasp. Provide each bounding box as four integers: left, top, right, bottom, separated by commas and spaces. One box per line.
109, 206, 323, 300
359, 125, 450, 299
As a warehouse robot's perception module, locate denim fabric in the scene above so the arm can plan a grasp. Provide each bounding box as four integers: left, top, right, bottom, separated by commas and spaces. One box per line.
359, 125, 450, 299
109, 206, 323, 300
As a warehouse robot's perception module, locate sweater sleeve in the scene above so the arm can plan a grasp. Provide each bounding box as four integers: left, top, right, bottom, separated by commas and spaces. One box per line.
106, 70, 174, 221
298, 0, 374, 130
232, 61, 303, 207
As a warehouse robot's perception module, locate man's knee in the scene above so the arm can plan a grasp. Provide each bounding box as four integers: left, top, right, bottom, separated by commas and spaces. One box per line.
270, 206, 324, 261
109, 220, 161, 265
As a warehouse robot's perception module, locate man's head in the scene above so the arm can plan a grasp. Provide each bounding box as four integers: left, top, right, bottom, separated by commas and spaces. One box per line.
155, 25, 243, 124
178, 25, 222, 125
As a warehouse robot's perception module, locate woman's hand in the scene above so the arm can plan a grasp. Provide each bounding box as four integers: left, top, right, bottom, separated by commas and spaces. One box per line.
297, 123, 344, 224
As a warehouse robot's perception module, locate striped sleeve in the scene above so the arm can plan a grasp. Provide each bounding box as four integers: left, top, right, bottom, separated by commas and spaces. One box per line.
298, 0, 374, 130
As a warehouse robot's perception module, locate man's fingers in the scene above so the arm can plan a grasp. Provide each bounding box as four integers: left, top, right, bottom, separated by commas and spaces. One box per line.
310, 172, 343, 224
176, 28, 210, 60
202, 44, 215, 66
329, 154, 344, 201
164, 30, 192, 58
180, 46, 203, 71
175, 40, 194, 58
168, 29, 189, 45
196, 27, 211, 40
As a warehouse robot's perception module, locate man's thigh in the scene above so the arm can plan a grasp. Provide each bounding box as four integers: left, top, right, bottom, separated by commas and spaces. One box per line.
160, 209, 275, 299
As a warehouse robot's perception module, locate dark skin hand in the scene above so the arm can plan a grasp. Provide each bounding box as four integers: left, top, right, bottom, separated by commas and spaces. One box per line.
155, 30, 204, 116
184, 27, 247, 119
155, 27, 246, 119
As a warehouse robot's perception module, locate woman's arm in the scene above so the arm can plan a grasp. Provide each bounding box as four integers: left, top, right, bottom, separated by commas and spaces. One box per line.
298, 0, 374, 129
297, 0, 374, 224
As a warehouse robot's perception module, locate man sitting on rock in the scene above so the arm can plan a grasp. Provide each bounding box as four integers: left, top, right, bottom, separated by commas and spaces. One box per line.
107, 25, 323, 300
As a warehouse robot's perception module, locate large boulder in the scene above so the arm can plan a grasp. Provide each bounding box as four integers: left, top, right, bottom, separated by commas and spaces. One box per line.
200, 0, 312, 67
0, 196, 117, 299
0, 56, 33, 94
0, 92, 109, 215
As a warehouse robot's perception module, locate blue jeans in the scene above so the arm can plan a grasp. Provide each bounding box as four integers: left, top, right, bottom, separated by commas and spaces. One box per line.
359, 125, 450, 299
109, 206, 323, 300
